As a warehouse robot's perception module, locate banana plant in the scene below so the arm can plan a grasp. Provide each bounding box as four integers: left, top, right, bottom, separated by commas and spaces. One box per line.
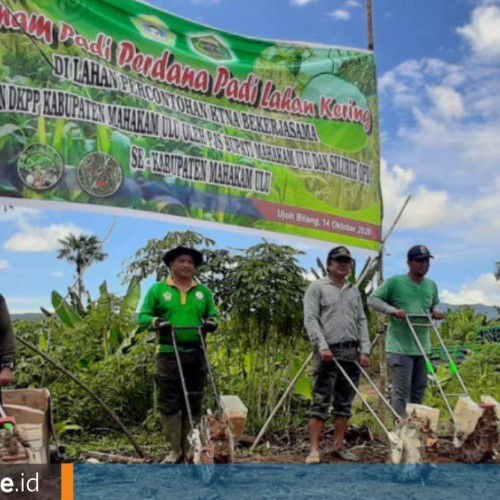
50, 278, 141, 357
51, 291, 83, 329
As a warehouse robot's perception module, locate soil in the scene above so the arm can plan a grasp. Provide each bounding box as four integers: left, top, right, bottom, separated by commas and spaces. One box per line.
234, 423, 500, 465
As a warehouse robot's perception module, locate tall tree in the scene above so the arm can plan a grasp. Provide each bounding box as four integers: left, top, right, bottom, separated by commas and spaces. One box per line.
231, 240, 307, 346
57, 234, 108, 302
121, 230, 215, 283
495, 261, 500, 281
121, 230, 238, 316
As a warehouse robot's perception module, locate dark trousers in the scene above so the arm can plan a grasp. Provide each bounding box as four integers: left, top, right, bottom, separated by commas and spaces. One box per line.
388, 353, 428, 418
155, 351, 207, 418
310, 346, 360, 420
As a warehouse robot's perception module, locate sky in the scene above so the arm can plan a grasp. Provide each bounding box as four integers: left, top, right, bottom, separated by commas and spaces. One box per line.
1, 0, 500, 312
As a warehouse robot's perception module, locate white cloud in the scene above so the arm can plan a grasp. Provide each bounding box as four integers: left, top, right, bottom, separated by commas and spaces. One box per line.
381, 52, 500, 176
324, 1, 360, 22
381, 155, 500, 245
290, 0, 317, 6
394, 59, 424, 80
328, 9, 351, 20
457, 5, 500, 58
399, 108, 500, 164
6, 296, 50, 314
4, 222, 88, 252
408, 107, 448, 139
0, 206, 40, 223
441, 273, 500, 306
380, 159, 456, 231
456, 175, 500, 240
0, 259, 8, 271
426, 85, 465, 119
378, 58, 466, 110
50, 271, 65, 278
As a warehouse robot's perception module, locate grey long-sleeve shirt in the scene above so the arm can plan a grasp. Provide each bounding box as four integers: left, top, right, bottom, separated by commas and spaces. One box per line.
303, 277, 370, 355
0, 294, 16, 364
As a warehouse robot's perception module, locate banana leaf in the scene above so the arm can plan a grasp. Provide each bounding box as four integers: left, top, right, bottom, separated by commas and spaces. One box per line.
51, 291, 83, 329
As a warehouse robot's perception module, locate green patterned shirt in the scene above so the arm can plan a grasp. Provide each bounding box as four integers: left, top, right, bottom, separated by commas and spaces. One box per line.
138, 278, 219, 353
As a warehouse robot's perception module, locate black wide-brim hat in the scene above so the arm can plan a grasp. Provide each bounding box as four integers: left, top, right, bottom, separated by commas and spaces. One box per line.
163, 246, 204, 267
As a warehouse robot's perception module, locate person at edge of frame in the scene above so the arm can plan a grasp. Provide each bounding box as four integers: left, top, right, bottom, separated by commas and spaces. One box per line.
303, 246, 371, 464
0, 294, 16, 393
138, 246, 219, 463
367, 245, 444, 418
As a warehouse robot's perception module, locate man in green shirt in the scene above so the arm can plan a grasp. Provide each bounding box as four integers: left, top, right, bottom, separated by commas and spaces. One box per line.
367, 245, 444, 418
139, 246, 219, 463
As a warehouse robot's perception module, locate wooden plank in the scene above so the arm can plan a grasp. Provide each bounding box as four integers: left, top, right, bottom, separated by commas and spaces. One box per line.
18, 423, 48, 464
0, 389, 50, 464
2, 389, 50, 412
3, 404, 46, 424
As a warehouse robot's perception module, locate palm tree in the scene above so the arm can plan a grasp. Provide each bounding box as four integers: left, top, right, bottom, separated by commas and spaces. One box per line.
57, 234, 108, 302
495, 261, 500, 281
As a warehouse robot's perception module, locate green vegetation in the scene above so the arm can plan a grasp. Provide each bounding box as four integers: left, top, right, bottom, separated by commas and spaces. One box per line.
13, 231, 313, 456
422, 306, 500, 417
11, 232, 500, 456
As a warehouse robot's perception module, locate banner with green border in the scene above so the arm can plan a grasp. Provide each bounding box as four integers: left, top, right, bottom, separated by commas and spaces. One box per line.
0, 0, 381, 249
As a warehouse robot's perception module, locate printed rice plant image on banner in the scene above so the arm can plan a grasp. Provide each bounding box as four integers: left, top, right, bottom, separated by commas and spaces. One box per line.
0, 0, 382, 249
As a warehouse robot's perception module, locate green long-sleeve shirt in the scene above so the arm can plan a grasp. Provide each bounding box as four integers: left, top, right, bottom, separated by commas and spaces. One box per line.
138, 278, 219, 353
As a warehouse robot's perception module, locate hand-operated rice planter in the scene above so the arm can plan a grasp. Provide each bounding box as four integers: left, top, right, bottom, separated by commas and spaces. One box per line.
0, 388, 51, 464
405, 314, 469, 417
0, 399, 27, 462
406, 314, 499, 462
169, 326, 237, 480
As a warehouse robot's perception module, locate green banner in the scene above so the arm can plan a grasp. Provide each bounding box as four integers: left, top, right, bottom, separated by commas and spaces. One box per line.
0, 0, 381, 249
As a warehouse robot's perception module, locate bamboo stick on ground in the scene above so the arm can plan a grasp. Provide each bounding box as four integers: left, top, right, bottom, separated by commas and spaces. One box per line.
16, 336, 146, 458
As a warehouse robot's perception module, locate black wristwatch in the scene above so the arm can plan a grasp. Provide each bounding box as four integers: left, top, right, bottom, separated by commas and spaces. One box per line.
1, 361, 15, 370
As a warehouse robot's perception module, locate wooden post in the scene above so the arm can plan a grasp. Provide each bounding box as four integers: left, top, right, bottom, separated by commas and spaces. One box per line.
367, 0, 374, 51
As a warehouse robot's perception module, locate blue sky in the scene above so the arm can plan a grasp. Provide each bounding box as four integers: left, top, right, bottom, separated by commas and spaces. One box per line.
1, 0, 500, 312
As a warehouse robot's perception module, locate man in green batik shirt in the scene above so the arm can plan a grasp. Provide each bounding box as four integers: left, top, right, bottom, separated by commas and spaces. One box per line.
368, 245, 444, 418
139, 246, 219, 463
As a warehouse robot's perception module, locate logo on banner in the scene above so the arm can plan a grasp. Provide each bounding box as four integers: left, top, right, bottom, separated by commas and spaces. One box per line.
188, 33, 235, 62
132, 15, 176, 45
18, 143, 63, 191
77, 153, 123, 198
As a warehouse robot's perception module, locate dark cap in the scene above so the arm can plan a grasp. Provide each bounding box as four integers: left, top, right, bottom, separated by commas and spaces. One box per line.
407, 245, 434, 261
163, 246, 204, 267
327, 246, 353, 262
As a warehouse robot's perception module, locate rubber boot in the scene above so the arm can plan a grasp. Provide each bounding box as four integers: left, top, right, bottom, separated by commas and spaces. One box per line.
160, 413, 183, 463
181, 414, 200, 463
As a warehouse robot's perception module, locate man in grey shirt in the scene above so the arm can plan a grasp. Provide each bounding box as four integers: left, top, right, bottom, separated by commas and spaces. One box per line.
303, 246, 370, 464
